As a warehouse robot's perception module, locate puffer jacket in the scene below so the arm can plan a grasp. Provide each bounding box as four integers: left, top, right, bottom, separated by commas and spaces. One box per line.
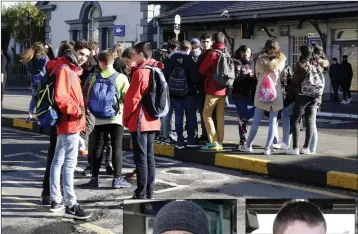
254, 52, 287, 112
232, 58, 255, 100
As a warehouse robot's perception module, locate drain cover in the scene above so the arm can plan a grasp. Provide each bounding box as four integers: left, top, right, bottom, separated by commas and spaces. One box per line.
166, 169, 185, 174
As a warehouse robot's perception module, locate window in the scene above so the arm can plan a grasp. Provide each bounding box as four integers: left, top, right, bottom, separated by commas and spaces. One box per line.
106, 28, 111, 50
290, 36, 308, 70
88, 6, 99, 42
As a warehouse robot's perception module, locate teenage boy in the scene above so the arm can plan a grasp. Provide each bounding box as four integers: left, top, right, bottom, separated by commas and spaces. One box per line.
49, 40, 91, 219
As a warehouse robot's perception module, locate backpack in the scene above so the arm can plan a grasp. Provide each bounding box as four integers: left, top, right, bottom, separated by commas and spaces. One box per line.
141, 65, 170, 119
301, 64, 325, 98
257, 72, 277, 103
88, 72, 121, 119
212, 48, 235, 88
36, 64, 72, 128
167, 59, 189, 97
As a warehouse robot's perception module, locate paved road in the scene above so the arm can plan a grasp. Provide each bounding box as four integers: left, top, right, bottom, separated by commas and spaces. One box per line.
2, 127, 357, 234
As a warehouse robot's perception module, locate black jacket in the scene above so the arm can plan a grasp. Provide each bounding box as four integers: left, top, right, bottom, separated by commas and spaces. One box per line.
339, 61, 353, 83
329, 63, 340, 82
280, 64, 293, 107
232, 59, 255, 100
163, 51, 200, 98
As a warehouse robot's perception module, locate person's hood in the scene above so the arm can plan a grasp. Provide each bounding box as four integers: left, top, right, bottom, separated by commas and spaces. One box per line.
257, 52, 286, 71
47, 56, 79, 76
168, 50, 187, 59
190, 38, 201, 45
137, 58, 164, 70
212, 43, 226, 50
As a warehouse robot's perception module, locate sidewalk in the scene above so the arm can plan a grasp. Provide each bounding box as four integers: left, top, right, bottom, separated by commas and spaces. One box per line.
2, 92, 358, 192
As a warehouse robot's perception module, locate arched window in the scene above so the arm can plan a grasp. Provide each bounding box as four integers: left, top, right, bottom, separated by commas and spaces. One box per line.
88, 6, 99, 42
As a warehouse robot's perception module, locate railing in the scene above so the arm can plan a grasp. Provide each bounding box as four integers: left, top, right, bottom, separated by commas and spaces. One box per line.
6, 63, 30, 84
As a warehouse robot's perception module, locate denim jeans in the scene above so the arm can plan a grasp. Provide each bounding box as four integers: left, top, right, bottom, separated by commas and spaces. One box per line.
281, 103, 294, 146
43, 126, 57, 195
161, 102, 174, 138
29, 82, 40, 114
310, 107, 319, 153
50, 133, 79, 207
130, 131, 156, 197
233, 98, 255, 140
247, 108, 278, 150
172, 96, 197, 145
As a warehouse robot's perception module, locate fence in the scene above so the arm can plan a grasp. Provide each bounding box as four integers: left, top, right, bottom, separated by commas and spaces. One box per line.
6, 63, 30, 85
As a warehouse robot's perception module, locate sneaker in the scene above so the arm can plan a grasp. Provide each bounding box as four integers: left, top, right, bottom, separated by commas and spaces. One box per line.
86, 177, 99, 188
346, 98, 352, 104
41, 191, 51, 206
238, 143, 252, 152
300, 147, 311, 155
82, 166, 92, 176
49, 201, 65, 212
64, 204, 92, 220
146, 194, 154, 199
201, 143, 220, 151
341, 100, 347, 104
198, 135, 209, 144
281, 142, 289, 150
239, 138, 247, 145
106, 164, 114, 175
132, 194, 145, 199
175, 142, 185, 149
155, 136, 163, 143
161, 137, 176, 145
264, 148, 275, 155
285, 148, 299, 155
218, 143, 224, 150
112, 177, 132, 189
272, 143, 281, 149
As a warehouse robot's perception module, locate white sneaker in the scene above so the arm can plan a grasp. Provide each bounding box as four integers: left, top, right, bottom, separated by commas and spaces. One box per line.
281, 142, 289, 150
341, 100, 347, 104
285, 148, 299, 155
300, 147, 311, 155
264, 148, 275, 155
272, 143, 281, 149
238, 143, 252, 152
346, 98, 352, 104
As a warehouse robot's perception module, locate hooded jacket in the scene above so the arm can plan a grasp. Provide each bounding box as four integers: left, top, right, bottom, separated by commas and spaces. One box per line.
199, 43, 227, 96
254, 52, 286, 112
339, 60, 353, 83
46, 56, 85, 135
232, 58, 255, 100
27, 56, 47, 75
163, 50, 200, 98
123, 59, 163, 132
329, 62, 340, 83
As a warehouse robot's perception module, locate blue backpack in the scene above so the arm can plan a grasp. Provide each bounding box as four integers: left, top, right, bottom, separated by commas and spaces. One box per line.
36, 64, 72, 128
88, 72, 120, 119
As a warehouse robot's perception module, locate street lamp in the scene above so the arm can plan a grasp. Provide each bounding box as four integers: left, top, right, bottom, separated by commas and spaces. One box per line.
25, 10, 32, 48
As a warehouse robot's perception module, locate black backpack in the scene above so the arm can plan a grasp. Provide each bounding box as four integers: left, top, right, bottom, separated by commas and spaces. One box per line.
167, 58, 189, 97
212, 48, 235, 88
140, 65, 170, 119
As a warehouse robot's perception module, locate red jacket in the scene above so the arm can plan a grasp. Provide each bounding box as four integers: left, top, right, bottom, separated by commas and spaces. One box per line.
123, 59, 163, 133
47, 57, 85, 135
199, 43, 227, 96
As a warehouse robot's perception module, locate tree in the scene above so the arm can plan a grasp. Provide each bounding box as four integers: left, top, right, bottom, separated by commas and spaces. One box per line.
2, 1, 45, 50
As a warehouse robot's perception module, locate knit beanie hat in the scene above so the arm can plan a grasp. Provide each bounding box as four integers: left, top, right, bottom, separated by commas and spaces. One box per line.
153, 201, 210, 234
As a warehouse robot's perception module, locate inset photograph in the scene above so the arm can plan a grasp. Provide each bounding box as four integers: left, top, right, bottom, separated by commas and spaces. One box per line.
246, 199, 356, 234
123, 199, 237, 234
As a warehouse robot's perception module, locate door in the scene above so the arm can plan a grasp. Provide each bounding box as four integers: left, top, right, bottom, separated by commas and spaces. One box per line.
341, 45, 358, 91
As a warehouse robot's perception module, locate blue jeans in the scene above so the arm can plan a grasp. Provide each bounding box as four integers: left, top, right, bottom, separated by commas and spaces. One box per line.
50, 133, 79, 207
29, 82, 40, 114
281, 103, 294, 146
247, 108, 278, 150
172, 96, 197, 145
161, 102, 174, 138
310, 107, 318, 153
233, 98, 255, 140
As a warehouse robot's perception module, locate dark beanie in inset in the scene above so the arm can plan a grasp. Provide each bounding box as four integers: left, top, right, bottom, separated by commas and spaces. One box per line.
153, 201, 210, 234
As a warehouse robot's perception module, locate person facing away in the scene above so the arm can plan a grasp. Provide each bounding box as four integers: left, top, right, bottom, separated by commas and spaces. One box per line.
164, 40, 200, 149
339, 54, 353, 104
49, 40, 91, 219
329, 57, 340, 103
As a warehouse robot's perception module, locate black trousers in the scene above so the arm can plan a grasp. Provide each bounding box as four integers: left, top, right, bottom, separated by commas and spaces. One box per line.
87, 129, 112, 167
92, 124, 123, 178
331, 81, 340, 102
130, 131, 156, 197
342, 80, 352, 100
291, 95, 318, 149
42, 126, 57, 195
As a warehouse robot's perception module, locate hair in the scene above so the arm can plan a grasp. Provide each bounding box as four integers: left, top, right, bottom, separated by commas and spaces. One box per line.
180, 40, 192, 51
88, 41, 99, 51
260, 37, 281, 60
200, 33, 212, 41
122, 47, 133, 59
111, 43, 123, 59
332, 57, 338, 61
74, 39, 90, 52
191, 42, 201, 50
299, 45, 313, 63
235, 45, 251, 60
20, 42, 46, 65
342, 55, 348, 59
44, 42, 56, 60
97, 51, 114, 65
58, 40, 75, 57
273, 201, 327, 234
212, 32, 225, 44
133, 41, 152, 59
167, 39, 180, 52
114, 57, 129, 76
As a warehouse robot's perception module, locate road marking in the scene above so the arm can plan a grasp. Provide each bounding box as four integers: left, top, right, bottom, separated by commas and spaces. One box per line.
327, 171, 358, 191
2, 192, 116, 234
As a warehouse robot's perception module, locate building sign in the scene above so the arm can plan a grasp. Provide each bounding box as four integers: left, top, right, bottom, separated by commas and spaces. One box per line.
308, 33, 322, 46
113, 25, 125, 36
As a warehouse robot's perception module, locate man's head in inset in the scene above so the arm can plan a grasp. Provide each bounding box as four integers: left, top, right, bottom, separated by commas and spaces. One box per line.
273, 201, 327, 234
153, 200, 209, 234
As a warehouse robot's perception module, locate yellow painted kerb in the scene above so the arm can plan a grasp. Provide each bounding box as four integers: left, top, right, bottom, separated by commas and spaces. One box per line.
215, 153, 269, 174
154, 143, 175, 157
327, 171, 358, 191
13, 119, 33, 129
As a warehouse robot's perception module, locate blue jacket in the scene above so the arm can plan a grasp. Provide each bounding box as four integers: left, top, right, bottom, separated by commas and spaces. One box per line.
27, 56, 48, 84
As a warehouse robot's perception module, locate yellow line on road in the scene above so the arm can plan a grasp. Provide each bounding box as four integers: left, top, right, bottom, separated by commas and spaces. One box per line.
2, 192, 116, 234
215, 153, 269, 174
13, 119, 33, 129
327, 171, 358, 191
